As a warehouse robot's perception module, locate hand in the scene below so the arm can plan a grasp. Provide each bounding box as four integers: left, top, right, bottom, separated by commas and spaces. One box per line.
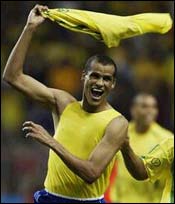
26, 4, 48, 28
22, 121, 52, 146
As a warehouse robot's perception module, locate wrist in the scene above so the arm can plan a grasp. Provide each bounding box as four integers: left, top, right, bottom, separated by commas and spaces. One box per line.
24, 23, 38, 32
47, 137, 57, 149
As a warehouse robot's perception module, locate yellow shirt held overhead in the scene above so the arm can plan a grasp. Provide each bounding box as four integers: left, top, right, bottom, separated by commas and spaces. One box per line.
41, 8, 172, 48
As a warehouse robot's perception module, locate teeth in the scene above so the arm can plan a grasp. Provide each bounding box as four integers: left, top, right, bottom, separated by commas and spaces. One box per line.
92, 88, 103, 93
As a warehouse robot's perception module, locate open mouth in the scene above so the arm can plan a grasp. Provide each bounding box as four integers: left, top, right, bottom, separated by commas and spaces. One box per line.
90, 88, 104, 100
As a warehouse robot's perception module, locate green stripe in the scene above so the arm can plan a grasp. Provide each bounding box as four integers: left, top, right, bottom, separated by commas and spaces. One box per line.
170, 160, 174, 203
147, 144, 159, 154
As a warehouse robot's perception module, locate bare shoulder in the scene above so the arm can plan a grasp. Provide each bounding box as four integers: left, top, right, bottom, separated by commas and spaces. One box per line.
50, 88, 77, 114
105, 115, 128, 141
107, 115, 128, 131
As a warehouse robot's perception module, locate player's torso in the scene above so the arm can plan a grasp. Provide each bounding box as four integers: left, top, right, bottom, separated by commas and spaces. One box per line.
45, 101, 121, 198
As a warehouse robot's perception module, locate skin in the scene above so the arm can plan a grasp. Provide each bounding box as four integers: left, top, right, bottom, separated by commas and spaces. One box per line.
131, 94, 158, 133
121, 137, 174, 182
121, 137, 148, 180
3, 5, 128, 184
82, 60, 116, 113
118, 94, 159, 180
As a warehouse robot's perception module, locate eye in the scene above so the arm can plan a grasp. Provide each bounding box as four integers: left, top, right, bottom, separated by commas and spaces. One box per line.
103, 76, 112, 82
90, 73, 100, 79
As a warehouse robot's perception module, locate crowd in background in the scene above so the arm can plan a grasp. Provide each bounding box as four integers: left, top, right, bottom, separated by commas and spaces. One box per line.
1, 1, 174, 203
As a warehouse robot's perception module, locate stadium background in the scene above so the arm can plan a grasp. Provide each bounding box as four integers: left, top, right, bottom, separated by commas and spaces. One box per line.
1, 1, 174, 203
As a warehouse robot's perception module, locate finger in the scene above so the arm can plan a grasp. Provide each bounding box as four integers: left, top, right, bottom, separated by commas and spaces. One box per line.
22, 126, 34, 132
34, 4, 40, 9
33, 5, 43, 15
25, 133, 30, 138
25, 132, 35, 138
33, 4, 40, 12
23, 121, 36, 127
39, 8, 47, 14
35, 5, 48, 13
40, 5, 48, 11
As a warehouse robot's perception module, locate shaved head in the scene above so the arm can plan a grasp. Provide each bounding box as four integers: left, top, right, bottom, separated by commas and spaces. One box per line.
131, 93, 158, 127
132, 93, 157, 107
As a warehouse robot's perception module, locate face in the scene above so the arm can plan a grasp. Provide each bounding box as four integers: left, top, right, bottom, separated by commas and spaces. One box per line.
131, 95, 158, 126
82, 61, 116, 106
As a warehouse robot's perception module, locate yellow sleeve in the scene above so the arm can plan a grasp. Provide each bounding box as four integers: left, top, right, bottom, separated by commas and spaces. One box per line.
142, 137, 174, 183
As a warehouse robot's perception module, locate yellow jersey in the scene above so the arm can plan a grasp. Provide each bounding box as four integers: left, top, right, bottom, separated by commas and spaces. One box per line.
41, 9, 172, 48
143, 137, 174, 203
110, 122, 173, 203
44, 101, 121, 198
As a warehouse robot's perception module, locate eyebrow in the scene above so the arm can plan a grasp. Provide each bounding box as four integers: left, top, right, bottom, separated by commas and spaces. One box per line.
89, 71, 113, 77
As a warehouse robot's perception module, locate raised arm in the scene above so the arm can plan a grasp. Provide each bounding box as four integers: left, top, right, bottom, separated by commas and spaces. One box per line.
22, 115, 128, 184
2, 5, 75, 112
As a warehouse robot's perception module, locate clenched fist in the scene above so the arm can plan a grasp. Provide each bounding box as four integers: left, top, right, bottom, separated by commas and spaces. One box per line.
26, 4, 48, 28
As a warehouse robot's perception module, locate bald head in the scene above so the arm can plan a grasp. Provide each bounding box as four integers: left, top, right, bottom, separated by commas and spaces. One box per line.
131, 93, 158, 126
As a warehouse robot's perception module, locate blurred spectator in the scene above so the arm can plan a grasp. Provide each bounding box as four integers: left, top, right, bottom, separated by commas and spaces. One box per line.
105, 93, 173, 203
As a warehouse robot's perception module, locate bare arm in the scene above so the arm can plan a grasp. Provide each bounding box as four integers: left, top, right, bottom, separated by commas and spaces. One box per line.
22, 115, 128, 184
2, 5, 75, 111
120, 138, 148, 180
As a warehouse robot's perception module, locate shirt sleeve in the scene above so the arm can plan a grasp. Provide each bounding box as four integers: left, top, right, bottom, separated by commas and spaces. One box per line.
141, 137, 174, 183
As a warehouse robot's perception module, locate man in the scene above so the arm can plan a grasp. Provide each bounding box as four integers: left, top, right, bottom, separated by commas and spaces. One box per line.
105, 93, 173, 203
121, 136, 174, 203
3, 5, 128, 203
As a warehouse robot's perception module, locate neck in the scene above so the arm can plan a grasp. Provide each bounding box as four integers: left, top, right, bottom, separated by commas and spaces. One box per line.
81, 96, 110, 113
134, 122, 150, 133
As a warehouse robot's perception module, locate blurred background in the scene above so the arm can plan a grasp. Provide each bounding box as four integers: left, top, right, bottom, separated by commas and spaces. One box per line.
1, 1, 174, 203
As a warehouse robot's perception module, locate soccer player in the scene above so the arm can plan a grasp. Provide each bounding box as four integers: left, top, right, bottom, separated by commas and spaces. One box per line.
3, 5, 128, 203
105, 93, 173, 203
121, 136, 174, 203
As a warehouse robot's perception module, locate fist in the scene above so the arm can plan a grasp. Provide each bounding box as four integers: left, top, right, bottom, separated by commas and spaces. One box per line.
26, 4, 48, 28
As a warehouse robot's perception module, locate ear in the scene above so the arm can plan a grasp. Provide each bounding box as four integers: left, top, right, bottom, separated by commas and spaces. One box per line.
81, 70, 86, 81
130, 106, 135, 118
111, 79, 116, 89
155, 107, 159, 118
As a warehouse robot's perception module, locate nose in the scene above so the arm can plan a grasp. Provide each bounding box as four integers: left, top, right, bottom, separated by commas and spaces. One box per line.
96, 77, 104, 87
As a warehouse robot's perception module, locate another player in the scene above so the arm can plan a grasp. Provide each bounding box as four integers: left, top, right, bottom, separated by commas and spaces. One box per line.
121, 136, 174, 203
105, 93, 173, 203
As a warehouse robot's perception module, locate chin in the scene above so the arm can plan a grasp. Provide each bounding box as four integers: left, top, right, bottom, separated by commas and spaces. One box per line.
84, 91, 106, 107
88, 99, 102, 106
144, 120, 153, 126
84, 94, 100, 106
